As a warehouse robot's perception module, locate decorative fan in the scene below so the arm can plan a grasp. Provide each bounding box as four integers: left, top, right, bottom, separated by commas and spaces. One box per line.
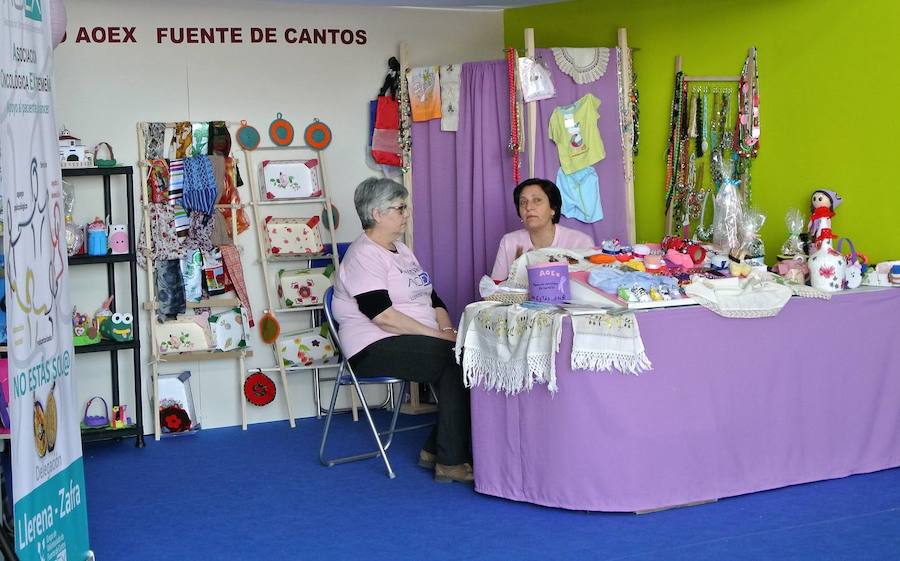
236, 120, 260, 151
244, 371, 277, 406
304, 119, 332, 150
269, 112, 295, 146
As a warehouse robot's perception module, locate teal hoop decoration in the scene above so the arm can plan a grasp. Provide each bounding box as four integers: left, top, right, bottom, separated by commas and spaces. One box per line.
321, 203, 340, 230
236, 120, 260, 151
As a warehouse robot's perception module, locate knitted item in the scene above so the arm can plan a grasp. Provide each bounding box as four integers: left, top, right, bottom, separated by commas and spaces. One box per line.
182, 155, 218, 215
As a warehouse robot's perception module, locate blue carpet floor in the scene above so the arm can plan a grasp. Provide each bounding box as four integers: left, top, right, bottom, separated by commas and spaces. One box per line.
82, 413, 900, 561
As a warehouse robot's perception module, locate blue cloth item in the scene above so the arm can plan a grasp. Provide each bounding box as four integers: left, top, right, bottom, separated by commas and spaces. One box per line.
181, 155, 218, 215
556, 166, 603, 223
588, 267, 679, 294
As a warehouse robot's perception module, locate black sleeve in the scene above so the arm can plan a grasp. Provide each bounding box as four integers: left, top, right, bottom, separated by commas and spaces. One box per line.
431, 290, 447, 310
354, 290, 393, 320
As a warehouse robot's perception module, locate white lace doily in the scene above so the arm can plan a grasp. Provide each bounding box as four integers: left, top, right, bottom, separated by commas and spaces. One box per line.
552, 48, 610, 84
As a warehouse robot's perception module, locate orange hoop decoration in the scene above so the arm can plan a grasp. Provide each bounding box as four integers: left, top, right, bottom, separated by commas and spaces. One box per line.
269, 112, 294, 146
304, 119, 332, 150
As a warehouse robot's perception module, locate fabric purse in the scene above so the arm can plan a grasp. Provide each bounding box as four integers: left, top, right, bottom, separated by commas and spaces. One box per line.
371, 96, 401, 167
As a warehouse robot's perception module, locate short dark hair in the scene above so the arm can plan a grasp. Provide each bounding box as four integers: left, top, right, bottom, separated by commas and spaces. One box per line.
512, 178, 562, 224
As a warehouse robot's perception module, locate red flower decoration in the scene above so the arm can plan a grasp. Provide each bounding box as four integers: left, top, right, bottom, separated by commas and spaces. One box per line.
299, 286, 311, 298
266, 192, 275, 200
819, 265, 835, 278
271, 247, 281, 254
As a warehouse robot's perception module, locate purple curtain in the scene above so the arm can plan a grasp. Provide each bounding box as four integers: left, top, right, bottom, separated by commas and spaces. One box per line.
413, 60, 519, 319
412, 50, 628, 319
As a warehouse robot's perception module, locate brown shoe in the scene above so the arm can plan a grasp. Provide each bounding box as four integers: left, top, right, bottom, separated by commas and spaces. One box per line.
434, 463, 474, 483
418, 449, 437, 470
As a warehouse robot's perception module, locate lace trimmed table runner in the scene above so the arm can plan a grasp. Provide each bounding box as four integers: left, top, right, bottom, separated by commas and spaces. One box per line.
456, 303, 651, 395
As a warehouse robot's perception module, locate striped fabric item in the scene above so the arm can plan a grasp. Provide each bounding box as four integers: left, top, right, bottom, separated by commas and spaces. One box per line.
168, 158, 185, 206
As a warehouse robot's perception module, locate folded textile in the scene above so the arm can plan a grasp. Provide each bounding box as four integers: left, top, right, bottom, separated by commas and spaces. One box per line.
570, 313, 651, 374
588, 267, 679, 293
456, 302, 565, 394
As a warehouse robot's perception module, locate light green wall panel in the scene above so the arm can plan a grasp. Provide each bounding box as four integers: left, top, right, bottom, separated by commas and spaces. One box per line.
505, 0, 900, 262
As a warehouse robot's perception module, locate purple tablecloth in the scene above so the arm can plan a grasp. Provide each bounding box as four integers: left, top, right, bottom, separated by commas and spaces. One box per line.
470, 289, 900, 512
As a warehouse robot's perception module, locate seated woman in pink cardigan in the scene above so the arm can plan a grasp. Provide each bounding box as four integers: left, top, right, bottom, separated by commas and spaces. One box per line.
490, 178, 595, 281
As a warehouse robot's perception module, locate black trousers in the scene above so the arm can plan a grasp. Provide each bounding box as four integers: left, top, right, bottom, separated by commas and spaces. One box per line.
349, 335, 472, 466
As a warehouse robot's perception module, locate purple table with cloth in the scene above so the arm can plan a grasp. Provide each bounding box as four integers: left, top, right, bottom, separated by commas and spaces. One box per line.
470, 289, 900, 512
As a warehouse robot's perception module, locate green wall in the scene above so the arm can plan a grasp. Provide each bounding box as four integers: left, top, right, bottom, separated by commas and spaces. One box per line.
505, 0, 900, 262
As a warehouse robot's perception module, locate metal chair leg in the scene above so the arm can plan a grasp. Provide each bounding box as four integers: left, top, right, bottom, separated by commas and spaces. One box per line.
318, 363, 345, 466
349, 374, 395, 478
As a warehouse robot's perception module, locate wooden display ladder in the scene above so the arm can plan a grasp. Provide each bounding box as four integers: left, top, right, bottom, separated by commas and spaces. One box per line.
243, 143, 342, 427
136, 121, 254, 439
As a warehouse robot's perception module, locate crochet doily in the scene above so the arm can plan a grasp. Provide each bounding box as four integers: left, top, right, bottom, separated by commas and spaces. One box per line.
552, 48, 610, 84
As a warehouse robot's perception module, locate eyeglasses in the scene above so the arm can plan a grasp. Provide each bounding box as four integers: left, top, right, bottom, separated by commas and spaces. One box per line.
386, 204, 409, 214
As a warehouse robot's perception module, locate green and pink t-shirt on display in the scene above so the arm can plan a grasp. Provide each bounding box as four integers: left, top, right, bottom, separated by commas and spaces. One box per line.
548, 93, 605, 174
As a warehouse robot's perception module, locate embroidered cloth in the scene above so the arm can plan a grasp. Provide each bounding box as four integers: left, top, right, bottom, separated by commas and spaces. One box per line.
439, 64, 461, 131
552, 48, 610, 84
456, 303, 652, 395
570, 313, 651, 374
456, 302, 565, 394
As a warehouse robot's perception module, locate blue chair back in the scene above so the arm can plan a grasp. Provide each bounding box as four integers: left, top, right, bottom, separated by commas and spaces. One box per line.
323, 286, 345, 359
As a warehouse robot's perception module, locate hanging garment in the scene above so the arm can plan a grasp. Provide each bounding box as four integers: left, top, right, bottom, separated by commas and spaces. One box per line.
517, 56, 556, 102
218, 156, 250, 236
181, 155, 218, 215
556, 166, 604, 223
440, 64, 461, 132
552, 48, 610, 85
147, 159, 169, 203
173, 122, 192, 159
168, 159, 185, 206
366, 100, 402, 176
407, 66, 442, 122
208, 121, 232, 156
155, 260, 187, 322
191, 122, 209, 156
143, 122, 166, 159
371, 96, 401, 167
549, 93, 605, 174
221, 244, 254, 326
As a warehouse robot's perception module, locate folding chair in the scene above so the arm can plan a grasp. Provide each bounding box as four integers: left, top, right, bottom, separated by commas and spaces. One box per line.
319, 286, 434, 478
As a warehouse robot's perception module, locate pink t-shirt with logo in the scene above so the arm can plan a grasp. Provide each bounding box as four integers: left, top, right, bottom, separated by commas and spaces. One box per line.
333, 233, 438, 358
490, 225, 595, 281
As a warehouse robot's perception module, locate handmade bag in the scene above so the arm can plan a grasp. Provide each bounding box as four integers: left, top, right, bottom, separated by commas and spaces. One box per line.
265, 216, 324, 256
82, 396, 110, 428
371, 96, 401, 167
259, 159, 322, 200
278, 326, 337, 368
277, 266, 333, 308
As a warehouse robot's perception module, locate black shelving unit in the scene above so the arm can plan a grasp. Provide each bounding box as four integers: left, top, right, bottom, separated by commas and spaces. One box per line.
64, 166, 144, 447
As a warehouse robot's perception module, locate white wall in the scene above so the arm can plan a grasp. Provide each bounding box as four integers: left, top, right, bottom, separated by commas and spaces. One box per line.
54, 0, 502, 432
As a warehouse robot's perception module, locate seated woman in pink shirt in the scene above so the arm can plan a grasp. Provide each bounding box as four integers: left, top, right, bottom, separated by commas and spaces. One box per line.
332, 177, 472, 484
491, 178, 595, 281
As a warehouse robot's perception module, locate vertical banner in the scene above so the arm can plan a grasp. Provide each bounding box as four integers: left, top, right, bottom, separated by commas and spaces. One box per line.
1, 1, 91, 559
